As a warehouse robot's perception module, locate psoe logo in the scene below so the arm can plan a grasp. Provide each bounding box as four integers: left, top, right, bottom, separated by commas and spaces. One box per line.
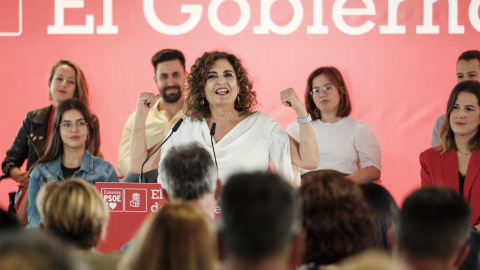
125, 189, 147, 212
130, 193, 141, 207
101, 188, 124, 212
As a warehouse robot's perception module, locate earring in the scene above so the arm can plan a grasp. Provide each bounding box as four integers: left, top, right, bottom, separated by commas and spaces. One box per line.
200, 98, 205, 105
237, 95, 240, 105
314, 108, 320, 117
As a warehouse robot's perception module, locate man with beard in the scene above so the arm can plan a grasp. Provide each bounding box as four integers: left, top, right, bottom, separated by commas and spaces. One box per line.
118, 49, 186, 182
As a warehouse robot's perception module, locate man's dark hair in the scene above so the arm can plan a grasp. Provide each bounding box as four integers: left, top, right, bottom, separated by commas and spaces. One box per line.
160, 143, 217, 200
151, 49, 186, 72
0, 231, 86, 270
396, 186, 471, 259
220, 172, 298, 263
458, 50, 480, 63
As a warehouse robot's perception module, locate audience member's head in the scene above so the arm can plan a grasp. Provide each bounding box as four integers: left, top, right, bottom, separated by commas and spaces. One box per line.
360, 183, 399, 251
300, 170, 376, 266
0, 231, 87, 270
160, 143, 219, 200
0, 208, 21, 232
220, 172, 301, 266
119, 202, 217, 270
36, 179, 109, 251
395, 186, 471, 270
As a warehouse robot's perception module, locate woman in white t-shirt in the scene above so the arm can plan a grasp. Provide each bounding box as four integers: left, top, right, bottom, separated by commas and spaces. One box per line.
287, 67, 381, 183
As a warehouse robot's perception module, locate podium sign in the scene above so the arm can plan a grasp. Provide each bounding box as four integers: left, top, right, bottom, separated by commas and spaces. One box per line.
95, 182, 166, 252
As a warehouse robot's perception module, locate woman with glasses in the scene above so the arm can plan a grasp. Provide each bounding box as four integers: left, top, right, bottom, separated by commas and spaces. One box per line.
27, 99, 118, 227
1, 60, 101, 223
287, 67, 381, 183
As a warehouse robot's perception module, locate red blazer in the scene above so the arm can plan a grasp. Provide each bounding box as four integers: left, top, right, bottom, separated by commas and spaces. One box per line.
420, 147, 480, 226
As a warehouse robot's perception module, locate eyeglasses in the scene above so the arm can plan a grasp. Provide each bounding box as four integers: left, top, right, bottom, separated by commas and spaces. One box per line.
60, 120, 88, 130
310, 85, 334, 95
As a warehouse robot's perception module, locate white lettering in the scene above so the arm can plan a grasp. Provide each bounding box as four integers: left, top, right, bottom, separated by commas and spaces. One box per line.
307, 0, 328, 34
447, 0, 464, 33
469, 0, 480, 32
104, 194, 121, 202
379, 0, 408, 34
97, 0, 118, 34
416, 0, 439, 34
332, 0, 376, 35
151, 202, 158, 212
143, 0, 202, 35
151, 189, 163, 200
209, 0, 250, 35
253, 0, 303, 35
47, 0, 94, 34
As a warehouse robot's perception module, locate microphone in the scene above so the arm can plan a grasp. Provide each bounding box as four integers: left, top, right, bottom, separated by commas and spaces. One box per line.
139, 118, 183, 183
210, 123, 218, 172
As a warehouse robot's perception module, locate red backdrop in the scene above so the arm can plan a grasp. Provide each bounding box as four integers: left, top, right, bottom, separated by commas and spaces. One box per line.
1, 0, 480, 210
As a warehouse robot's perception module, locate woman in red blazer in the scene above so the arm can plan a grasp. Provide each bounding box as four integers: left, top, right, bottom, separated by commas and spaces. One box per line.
420, 80, 480, 228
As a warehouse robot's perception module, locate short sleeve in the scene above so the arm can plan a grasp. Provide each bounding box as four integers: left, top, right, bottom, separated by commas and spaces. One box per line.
354, 122, 381, 171
286, 122, 300, 142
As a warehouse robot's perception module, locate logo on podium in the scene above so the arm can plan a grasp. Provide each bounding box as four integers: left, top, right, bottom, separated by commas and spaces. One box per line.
125, 189, 147, 212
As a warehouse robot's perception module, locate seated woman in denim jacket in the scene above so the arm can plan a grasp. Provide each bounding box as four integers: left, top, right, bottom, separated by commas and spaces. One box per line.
27, 99, 118, 227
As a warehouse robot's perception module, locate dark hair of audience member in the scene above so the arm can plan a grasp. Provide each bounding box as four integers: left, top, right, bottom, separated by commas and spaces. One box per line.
396, 186, 471, 258
0, 208, 21, 232
300, 170, 377, 265
360, 183, 399, 250
36, 179, 109, 250
151, 49, 186, 72
0, 231, 87, 270
119, 202, 216, 270
160, 143, 217, 200
220, 172, 299, 263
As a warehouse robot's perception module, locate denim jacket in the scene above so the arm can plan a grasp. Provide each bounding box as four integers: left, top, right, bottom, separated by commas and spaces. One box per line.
27, 150, 118, 227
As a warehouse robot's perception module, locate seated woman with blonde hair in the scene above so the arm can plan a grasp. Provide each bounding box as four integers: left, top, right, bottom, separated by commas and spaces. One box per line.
36, 178, 121, 270
119, 202, 218, 270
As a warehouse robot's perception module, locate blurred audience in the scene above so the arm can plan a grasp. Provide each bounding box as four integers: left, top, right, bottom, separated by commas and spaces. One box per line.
36, 179, 121, 270
118, 202, 218, 270
394, 186, 471, 270
219, 172, 303, 270
300, 170, 377, 268
160, 142, 222, 218
0, 231, 87, 270
360, 183, 399, 251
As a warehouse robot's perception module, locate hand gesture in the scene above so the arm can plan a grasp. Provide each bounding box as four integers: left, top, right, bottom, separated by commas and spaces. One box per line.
136, 92, 161, 117
280, 88, 308, 118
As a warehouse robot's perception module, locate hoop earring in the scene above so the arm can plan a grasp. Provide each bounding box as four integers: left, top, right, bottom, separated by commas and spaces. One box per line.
314, 108, 320, 118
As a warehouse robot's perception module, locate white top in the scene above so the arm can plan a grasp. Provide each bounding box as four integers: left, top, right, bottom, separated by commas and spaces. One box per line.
117, 99, 184, 176
158, 112, 297, 186
287, 117, 381, 175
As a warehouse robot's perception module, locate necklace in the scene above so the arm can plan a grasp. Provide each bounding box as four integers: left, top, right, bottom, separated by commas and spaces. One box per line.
457, 150, 471, 156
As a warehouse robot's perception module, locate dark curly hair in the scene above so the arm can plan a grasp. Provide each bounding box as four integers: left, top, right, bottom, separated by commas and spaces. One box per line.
300, 170, 377, 265
185, 51, 257, 120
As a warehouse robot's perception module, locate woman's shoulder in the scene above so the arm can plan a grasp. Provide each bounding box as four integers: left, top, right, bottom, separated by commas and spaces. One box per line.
25, 105, 52, 122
